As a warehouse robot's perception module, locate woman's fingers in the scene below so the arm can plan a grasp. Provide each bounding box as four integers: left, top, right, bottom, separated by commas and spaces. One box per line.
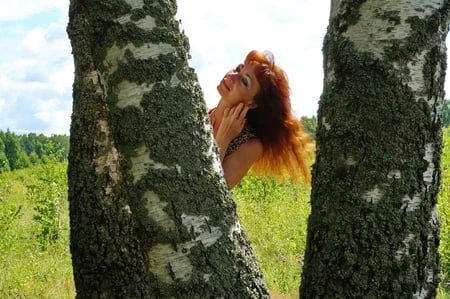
229, 103, 248, 120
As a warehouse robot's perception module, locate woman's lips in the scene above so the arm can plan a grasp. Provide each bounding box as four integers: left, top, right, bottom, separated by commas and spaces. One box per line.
222, 78, 231, 91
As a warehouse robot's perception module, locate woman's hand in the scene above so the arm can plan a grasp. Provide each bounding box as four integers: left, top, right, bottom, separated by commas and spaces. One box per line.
214, 103, 249, 161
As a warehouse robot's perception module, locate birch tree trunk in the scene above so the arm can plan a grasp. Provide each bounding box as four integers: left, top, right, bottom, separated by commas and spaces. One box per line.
300, 0, 449, 298
66, 0, 268, 298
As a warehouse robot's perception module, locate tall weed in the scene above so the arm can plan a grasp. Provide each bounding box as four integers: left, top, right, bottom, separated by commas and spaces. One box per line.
26, 162, 67, 248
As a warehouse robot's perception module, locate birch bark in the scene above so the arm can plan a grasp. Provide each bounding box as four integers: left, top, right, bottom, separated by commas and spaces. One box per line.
67, 0, 268, 297
300, 0, 449, 297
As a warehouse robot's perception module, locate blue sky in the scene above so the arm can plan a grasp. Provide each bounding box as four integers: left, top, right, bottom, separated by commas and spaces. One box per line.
0, 1, 448, 136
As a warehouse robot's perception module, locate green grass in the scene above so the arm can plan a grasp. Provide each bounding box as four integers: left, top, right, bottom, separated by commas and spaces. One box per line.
438, 129, 450, 298
232, 176, 310, 297
0, 162, 75, 298
1, 129, 450, 297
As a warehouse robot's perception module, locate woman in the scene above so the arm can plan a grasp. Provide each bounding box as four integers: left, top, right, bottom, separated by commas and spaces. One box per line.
209, 50, 312, 188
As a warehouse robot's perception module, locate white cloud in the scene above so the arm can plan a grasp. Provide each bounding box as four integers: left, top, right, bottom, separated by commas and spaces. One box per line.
0, 0, 69, 22
176, 0, 330, 116
20, 22, 71, 60
21, 27, 47, 55
49, 58, 74, 96
33, 97, 71, 135
0, 13, 72, 134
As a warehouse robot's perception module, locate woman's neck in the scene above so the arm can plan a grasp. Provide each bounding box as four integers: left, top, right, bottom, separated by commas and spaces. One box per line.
210, 99, 233, 127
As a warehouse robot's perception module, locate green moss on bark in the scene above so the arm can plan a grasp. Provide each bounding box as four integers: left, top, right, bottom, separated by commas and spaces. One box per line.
69, 0, 268, 297
300, 2, 447, 298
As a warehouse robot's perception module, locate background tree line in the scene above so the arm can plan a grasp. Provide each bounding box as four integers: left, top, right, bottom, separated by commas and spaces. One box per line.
0, 130, 69, 173
0, 97, 448, 174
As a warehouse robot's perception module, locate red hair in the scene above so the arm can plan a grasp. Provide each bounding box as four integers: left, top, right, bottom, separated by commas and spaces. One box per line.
245, 50, 313, 183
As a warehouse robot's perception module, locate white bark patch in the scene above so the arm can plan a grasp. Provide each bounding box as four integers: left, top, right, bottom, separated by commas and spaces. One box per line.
148, 243, 192, 284
122, 205, 132, 215
423, 143, 435, 184
363, 186, 384, 204
229, 221, 243, 237
116, 15, 156, 30
209, 139, 223, 176
170, 73, 181, 87
345, 156, 357, 166
401, 193, 422, 212
405, 50, 426, 94
147, 214, 222, 284
104, 43, 175, 75
322, 117, 331, 130
387, 170, 401, 179
94, 120, 121, 188
88, 70, 107, 95
130, 145, 181, 183
365, 169, 402, 204
143, 191, 176, 229
130, 146, 152, 183
395, 233, 416, 260
123, 0, 145, 9
181, 214, 223, 248
116, 80, 154, 109
340, 0, 442, 59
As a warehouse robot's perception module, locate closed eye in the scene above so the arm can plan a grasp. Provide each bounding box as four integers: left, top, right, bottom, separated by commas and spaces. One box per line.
241, 77, 249, 87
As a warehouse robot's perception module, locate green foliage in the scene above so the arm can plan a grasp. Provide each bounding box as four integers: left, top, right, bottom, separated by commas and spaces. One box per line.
28, 151, 41, 165
439, 128, 450, 293
0, 181, 22, 252
15, 151, 30, 170
0, 130, 69, 172
232, 176, 311, 296
4, 131, 23, 170
0, 151, 10, 173
0, 163, 74, 298
27, 162, 68, 249
1, 133, 450, 297
300, 115, 317, 141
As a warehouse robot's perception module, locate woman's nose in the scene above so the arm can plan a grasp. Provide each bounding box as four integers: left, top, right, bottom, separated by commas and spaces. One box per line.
227, 72, 239, 80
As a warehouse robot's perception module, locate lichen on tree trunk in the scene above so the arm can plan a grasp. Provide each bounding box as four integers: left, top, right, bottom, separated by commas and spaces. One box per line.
300, 0, 449, 298
67, 0, 268, 298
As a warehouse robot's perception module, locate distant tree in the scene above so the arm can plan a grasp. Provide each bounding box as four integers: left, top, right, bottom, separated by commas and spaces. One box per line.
28, 151, 41, 165
0, 152, 10, 173
31, 133, 47, 158
4, 131, 22, 171
300, 115, 317, 141
20, 134, 37, 155
0, 137, 5, 154
14, 151, 30, 170
49, 135, 70, 161
444, 99, 450, 127
300, 1, 448, 298
0, 138, 10, 173
0, 131, 5, 145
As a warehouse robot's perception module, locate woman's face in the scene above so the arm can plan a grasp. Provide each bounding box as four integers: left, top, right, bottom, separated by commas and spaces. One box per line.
217, 63, 260, 107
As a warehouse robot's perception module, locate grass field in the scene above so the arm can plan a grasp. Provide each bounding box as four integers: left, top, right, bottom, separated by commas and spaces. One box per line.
0, 130, 449, 298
